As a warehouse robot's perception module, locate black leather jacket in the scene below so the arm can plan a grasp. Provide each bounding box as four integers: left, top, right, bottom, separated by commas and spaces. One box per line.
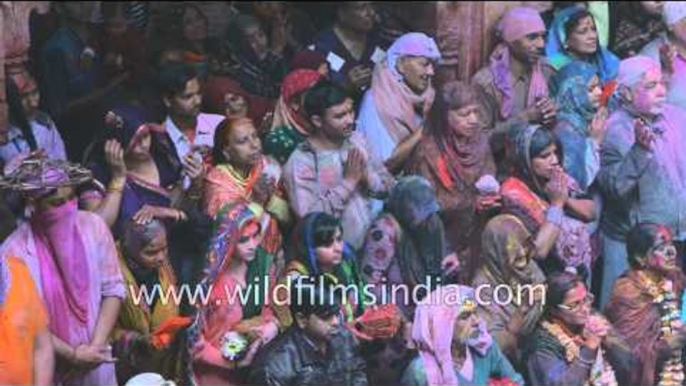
248, 326, 368, 386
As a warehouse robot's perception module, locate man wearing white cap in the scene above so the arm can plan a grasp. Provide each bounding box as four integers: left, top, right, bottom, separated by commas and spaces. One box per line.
640, 1, 686, 110
597, 55, 686, 306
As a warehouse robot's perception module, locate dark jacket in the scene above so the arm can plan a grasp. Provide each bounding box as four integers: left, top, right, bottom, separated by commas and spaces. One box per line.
249, 326, 368, 386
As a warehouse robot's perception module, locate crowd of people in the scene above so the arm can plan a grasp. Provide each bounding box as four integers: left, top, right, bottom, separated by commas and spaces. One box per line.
2, 1, 686, 386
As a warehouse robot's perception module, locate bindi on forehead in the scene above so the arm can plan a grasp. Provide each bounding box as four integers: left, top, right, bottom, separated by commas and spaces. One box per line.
565, 283, 587, 303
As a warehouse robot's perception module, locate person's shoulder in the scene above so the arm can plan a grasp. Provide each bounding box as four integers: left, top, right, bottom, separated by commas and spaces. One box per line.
284, 142, 313, 168
639, 34, 666, 59
254, 328, 301, 370
541, 60, 557, 78
77, 210, 109, 232
312, 28, 337, 51
471, 65, 494, 86
33, 111, 56, 129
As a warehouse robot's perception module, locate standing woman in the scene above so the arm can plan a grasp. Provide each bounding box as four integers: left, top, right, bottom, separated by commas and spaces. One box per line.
553, 61, 607, 190
275, 212, 366, 328
263, 69, 323, 164
406, 81, 497, 282
188, 202, 280, 386
546, 6, 620, 84
472, 215, 546, 365
203, 117, 289, 256
501, 124, 596, 279
112, 219, 185, 384
81, 104, 189, 236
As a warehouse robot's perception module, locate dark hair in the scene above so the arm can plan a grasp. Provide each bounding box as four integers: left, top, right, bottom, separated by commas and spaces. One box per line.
564, 9, 595, 39
5, 76, 37, 151
226, 14, 263, 56
309, 212, 343, 249
545, 271, 584, 315
627, 223, 673, 269
430, 81, 485, 135
211, 117, 256, 165
171, 3, 207, 41
303, 81, 349, 119
289, 276, 341, 320
530, 128, 564, 163
296, 212, 347, 275
157, 64, 198, 99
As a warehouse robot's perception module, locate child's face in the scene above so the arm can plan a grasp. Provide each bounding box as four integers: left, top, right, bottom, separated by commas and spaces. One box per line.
106, 15, 128, 38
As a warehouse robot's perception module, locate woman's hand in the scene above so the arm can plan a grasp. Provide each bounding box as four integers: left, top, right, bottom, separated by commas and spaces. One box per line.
249, 321, 279, 344
235, 339, 263, 368
132, 205, 186, 224
252, 175, 277, 205
546, 167, 569, 208
105, 139, 126, 180
72, 344, 117, 370
589, 107, 608, 145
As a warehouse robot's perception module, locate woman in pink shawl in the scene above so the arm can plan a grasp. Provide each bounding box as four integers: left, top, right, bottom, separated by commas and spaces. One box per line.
400, 285, 523, 386
0, 161, 126, 386
357, 32, 441, 174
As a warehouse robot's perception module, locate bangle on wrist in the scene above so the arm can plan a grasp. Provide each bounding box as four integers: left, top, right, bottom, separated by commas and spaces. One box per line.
546, 206, 564, 227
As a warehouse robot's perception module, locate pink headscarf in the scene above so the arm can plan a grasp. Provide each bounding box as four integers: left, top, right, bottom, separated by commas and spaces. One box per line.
412, 285, 493, 386
29, 167, 90, 344
490, 7, 549, 119
371, 32, 441, 145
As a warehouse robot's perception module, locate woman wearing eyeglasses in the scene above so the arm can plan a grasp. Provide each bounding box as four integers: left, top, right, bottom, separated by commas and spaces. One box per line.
524, 271, 632, 386
605, 223, 686, 386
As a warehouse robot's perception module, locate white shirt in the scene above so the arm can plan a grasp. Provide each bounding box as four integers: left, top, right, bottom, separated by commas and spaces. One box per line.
0, 113, 67, 169
164, 113, 224, 188
164, 113, 224, 160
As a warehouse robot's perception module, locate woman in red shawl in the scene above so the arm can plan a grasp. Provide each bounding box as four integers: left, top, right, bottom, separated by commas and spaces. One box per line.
605, 223, 686, 386
262, 69, 323, 164
405, 81, 497, 282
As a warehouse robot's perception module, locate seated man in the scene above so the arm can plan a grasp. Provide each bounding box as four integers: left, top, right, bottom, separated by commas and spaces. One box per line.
249, 278, 368, 386
283, 81, 394, 249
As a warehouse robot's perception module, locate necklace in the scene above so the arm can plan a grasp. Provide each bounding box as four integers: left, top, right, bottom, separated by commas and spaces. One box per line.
541, 319, 618, 386
637, 271, 685, 386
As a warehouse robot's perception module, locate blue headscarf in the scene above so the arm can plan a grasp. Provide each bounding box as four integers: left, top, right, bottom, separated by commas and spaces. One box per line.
555, 61, 599, 135
546, 6, 619, 83
298, 212, 356, 276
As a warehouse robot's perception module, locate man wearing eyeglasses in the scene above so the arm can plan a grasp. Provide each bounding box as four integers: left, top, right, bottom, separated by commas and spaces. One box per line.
525, 271, 633, 386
